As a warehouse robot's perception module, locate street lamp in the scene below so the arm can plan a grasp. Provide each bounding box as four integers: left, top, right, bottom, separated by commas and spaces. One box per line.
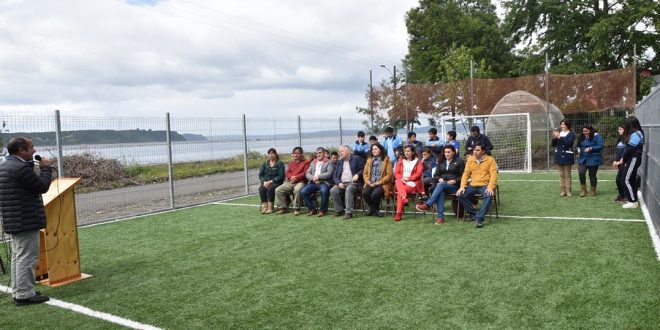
380, 65, 408, 133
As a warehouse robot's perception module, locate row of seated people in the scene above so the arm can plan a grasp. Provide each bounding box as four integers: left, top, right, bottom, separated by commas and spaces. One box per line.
258, 142, 498, 228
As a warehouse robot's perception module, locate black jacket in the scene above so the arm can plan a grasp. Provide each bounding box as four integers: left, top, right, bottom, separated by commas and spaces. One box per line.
0, 155, 52, 234
433, 157, 465, 186
465, 134, 493, 155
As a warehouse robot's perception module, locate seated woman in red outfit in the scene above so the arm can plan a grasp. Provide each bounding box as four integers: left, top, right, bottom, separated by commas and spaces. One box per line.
393, 145, 425, 221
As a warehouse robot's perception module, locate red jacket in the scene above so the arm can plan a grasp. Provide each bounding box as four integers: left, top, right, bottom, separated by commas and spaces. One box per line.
285, 159, 311, 184
394, 158, 424, 193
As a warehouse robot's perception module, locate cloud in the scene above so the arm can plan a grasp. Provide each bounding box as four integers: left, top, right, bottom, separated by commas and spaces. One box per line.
0, 0, 417, 118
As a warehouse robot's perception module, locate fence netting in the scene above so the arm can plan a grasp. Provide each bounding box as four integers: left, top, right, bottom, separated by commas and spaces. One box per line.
0, 68, 643, 225
372, 67, 635, 121
635, 86, 660, 234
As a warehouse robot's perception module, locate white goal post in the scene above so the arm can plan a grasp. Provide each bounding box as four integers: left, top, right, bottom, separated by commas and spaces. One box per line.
438, 113, 532, 173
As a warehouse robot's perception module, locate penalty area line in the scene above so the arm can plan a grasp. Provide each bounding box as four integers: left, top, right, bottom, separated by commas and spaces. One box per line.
214, 202, 644, 222
0, 285, 162, 330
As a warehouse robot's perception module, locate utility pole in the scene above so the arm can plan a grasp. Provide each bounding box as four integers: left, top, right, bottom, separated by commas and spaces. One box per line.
369, 70, 374, 131
380, 65, 405, 133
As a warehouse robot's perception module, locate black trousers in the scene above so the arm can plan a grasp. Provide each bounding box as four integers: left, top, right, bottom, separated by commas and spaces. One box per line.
259, 183, 280, 203
578, 165, 598, 186
362, 185, 385, 212
618, 156, 641, 202
615, 165, 626, 197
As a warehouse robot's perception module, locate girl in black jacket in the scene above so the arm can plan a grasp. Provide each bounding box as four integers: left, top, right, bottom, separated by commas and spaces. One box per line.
415, 145, 464, 224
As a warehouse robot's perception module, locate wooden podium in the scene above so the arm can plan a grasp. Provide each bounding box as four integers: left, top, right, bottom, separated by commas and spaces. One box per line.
36, 177, 92, 287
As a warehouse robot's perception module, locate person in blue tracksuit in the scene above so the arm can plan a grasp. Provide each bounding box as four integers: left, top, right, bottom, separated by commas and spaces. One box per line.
351, 131, 370, 160
383, 126, 403, 167
615, 117, 645, 208
613, 124, 626, 203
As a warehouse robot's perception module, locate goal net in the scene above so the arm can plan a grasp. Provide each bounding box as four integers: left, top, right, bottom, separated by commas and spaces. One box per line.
438, 113, 532, 173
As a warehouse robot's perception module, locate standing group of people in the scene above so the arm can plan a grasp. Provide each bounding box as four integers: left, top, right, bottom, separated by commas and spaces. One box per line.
551, 117, 645, 208
258, 126, 498, 228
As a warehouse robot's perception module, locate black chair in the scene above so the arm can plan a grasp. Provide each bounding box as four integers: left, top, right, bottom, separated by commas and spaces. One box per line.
392, 190, 424, 217
457, 185, 499, 223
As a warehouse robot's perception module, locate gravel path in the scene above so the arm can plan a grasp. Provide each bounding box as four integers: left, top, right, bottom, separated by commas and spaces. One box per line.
75, 169, 259, 225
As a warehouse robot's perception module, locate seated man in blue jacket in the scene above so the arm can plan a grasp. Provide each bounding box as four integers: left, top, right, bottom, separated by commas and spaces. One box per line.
330, 145, 365, 220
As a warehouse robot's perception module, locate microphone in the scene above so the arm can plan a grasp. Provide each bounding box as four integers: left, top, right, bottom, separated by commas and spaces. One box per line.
34, 154, 56, 172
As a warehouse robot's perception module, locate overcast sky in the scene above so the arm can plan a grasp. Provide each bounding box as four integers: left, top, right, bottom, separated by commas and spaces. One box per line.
0, 0, 420, 119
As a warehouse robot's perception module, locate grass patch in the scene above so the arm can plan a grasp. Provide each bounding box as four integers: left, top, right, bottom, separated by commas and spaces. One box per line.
0, 172, 656, 328
124, 151, 273, 183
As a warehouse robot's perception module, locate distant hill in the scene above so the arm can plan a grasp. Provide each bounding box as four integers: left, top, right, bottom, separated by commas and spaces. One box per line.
2, 129, 188, 146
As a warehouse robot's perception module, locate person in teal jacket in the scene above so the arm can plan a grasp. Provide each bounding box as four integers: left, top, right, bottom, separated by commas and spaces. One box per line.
258, 148, 285, 214
576, 125, 603, 196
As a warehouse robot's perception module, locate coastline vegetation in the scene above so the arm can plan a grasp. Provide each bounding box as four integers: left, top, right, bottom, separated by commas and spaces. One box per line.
63, 151, 297, 193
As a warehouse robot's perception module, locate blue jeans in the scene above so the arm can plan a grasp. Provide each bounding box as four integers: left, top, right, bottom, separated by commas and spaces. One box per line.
301, 182, 330, 212
459, 186, 492, 221
425, 182, 458, 217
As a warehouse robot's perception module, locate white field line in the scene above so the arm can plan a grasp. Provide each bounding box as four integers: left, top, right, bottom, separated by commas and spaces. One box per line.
0, 285, 162, 330
499, 179, 614, 182
214, 202, 645, 222
639, 194, 660, 261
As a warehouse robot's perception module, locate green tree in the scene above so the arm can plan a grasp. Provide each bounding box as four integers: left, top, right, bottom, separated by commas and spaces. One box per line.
403, 0, 513, 83
502, 0, 660, 74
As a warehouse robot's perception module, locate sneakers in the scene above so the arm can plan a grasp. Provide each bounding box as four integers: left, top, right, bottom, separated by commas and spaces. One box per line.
393, 213, 402, 221
343, 213, 353, 220
415, 203, 429, 212
622, 202, 639, 209
14, 294, 50, 306
435, 217, 445, 225
475, 220, 484, 228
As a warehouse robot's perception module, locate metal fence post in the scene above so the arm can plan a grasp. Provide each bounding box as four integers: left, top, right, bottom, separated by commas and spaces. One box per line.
298, 115, 302, 147
166, 113, 175, 209
545, 53, 551, 171
54, 110, 64, 176
242, 114, 249, 195
339, 116, 343, 146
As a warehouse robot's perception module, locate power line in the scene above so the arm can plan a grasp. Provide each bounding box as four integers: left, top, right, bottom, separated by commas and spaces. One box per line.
141, 1, 400, 67
175, 0, 394, 64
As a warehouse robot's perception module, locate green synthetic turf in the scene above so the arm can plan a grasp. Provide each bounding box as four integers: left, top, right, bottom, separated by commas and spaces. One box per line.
0, 172, 657, 329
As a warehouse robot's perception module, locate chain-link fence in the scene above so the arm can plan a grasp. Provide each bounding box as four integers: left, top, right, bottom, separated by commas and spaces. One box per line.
635, 85, 659, 234
0, 105, 649, 226
0, 66, 643, 225
0, 112, 367, 225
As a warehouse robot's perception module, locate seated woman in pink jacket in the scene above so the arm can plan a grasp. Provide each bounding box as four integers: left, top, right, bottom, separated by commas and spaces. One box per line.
393, 145, 425, 221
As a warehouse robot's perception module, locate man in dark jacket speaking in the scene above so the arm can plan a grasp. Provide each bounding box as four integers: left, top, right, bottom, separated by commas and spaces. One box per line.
0, 137, 52, 305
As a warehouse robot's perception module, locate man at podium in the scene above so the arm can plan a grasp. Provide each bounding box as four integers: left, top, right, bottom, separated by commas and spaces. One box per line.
0, 137, 52, 306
